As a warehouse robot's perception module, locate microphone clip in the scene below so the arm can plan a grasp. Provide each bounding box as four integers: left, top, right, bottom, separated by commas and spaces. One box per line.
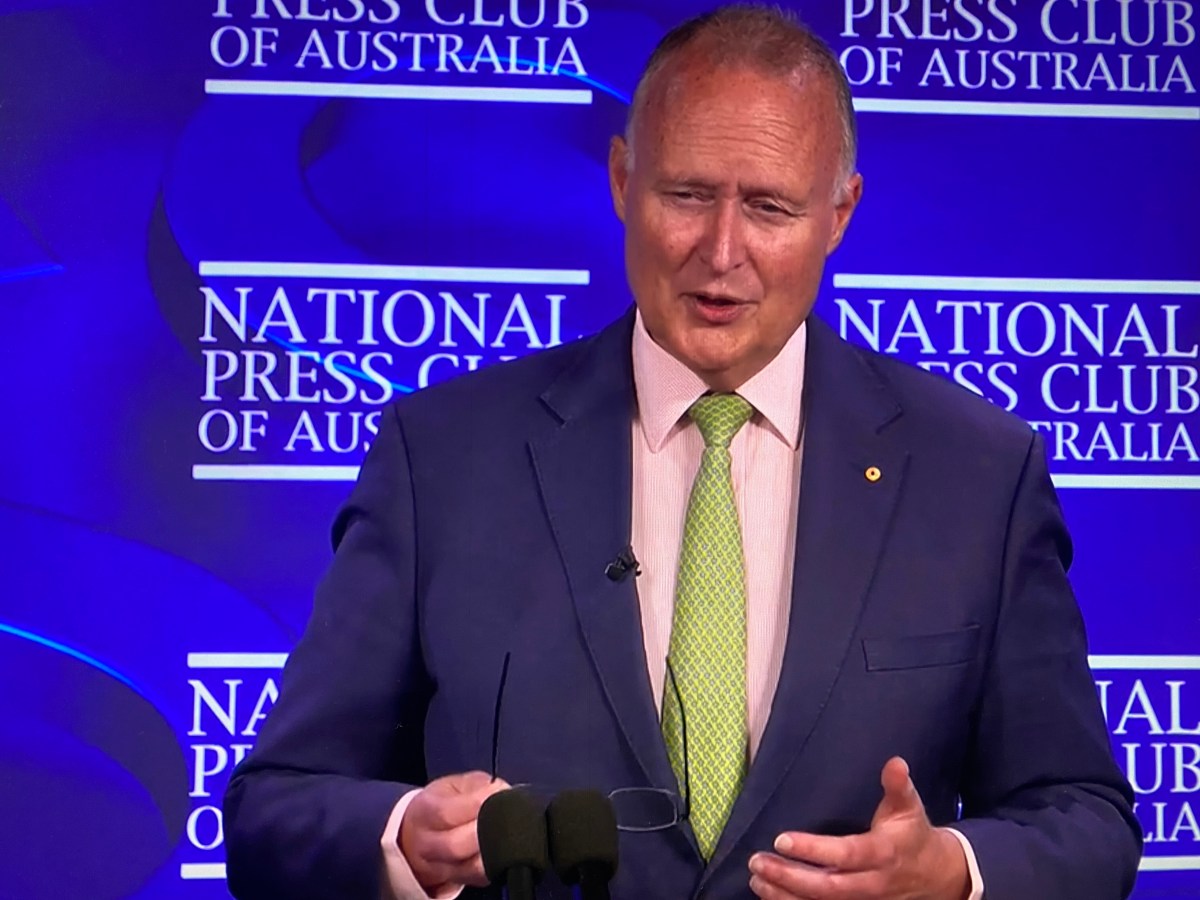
604, 546, 641, 583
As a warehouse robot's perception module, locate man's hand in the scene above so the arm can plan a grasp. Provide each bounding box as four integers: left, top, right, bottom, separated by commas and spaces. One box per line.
399, 771, 511, 894
748, 757, 970, 900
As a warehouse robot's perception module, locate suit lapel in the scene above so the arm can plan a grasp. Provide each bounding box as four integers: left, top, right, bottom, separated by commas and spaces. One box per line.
528, 310, 680, 798
704, 315, 909, 878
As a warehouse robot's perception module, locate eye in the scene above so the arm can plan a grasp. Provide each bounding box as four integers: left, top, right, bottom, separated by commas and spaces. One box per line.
750, 200, 788, 216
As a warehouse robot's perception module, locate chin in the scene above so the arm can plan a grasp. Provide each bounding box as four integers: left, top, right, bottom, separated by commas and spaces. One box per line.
679, 353, 744, 388
681, 334, 744, 370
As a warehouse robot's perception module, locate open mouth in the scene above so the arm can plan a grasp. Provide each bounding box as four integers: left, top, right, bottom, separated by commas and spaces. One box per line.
688, 291, 744, 308
686, 291, 749, 323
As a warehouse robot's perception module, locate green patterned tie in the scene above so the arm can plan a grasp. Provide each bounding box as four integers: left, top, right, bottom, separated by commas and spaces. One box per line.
662, 392, 754, 861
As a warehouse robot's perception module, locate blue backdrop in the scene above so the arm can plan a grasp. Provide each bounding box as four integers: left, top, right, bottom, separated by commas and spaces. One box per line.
0, 1, 1197, 897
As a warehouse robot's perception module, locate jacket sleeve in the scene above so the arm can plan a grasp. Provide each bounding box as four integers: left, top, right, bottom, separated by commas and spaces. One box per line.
953, 432, 1142, 899
223, 403, 432, 900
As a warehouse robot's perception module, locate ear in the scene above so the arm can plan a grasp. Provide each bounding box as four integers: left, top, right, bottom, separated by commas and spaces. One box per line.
608, 135, 630, 222
826, 172, 864, 255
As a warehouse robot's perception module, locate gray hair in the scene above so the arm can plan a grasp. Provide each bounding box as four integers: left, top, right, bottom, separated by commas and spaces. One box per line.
624, 4, 858, 189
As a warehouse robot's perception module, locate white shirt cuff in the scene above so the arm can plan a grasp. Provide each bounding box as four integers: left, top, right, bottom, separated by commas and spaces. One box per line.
380, 789, 465, 900
944, 827, 984, 900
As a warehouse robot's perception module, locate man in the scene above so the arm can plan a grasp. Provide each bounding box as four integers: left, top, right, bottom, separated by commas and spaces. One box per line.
223, 6, 1141, 899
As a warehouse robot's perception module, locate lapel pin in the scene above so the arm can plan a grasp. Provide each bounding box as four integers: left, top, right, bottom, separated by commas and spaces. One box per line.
865, 466, 882, 483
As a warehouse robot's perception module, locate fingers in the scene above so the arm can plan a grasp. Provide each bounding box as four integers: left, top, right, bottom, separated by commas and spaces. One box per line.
750, 864, 816, 899
750, 851, 882, 899
403, 825, 485, 888
751, 759, 942, 898
420, 820, 483, 864
403, 814, 485, 887
402, 771, 511, 889
872, 756, 924, 826
771, 831, 890, 872
423, 772, 510, 829
880, 757, 917, 806
449, 770, 508, 795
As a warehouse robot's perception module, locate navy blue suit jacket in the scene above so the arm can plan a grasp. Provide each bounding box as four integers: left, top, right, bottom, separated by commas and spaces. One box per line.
224, 311, 1140, 899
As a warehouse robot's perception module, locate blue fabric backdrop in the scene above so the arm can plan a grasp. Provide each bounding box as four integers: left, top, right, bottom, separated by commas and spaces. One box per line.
0, 1, 1196, 896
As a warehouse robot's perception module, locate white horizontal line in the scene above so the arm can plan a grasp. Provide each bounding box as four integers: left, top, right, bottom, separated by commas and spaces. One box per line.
1090, 655, 1200, 670
833, 274, 1200, 295
196, 467, 1199, 490
205, 78, 593, 105
180, 863, 226, 879
193, 464, 360, 482
1139, 856, 1200, 871
188, 653, 288, 669
853, 97, 1199, 121
1052, 475, 1200, 490
198, 261, 590, 285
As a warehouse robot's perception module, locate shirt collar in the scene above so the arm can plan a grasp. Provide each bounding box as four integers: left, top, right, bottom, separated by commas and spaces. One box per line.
631, 309, 807, 452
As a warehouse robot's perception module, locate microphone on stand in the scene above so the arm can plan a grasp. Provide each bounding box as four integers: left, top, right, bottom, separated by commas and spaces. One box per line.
478, 789, 550, 900
547, 789, 619, 900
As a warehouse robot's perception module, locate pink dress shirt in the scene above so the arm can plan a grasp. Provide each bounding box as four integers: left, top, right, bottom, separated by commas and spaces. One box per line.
630, 311, 805, 759
380, 313, 982, 900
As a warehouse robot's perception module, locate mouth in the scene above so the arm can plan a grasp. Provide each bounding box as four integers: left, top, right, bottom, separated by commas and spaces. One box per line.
684, 291, 751, 324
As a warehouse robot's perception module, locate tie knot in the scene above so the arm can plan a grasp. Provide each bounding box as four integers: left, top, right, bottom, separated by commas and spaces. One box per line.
688, 393, 754, 448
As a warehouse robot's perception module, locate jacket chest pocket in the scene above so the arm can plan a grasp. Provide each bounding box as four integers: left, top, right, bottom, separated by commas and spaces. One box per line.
862, 625, 981, 672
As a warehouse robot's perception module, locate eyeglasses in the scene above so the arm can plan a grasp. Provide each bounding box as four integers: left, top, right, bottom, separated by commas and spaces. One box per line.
489, 651, 691, 833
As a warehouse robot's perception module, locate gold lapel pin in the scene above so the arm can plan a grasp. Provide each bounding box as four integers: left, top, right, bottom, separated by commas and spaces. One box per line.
865, 466, 882, 483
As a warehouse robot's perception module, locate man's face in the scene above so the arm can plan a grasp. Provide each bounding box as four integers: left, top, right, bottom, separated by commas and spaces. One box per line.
609, 61, 863, 391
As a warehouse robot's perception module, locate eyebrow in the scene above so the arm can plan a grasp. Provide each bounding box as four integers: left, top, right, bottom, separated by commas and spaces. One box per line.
655, 177, 716, 191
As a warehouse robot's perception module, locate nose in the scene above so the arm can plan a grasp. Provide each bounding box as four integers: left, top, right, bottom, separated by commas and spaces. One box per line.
697, 199, 747, 276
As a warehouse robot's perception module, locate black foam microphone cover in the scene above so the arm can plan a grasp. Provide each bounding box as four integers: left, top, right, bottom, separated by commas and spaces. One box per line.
546, 789, 619, 892
477, 789, 550, 892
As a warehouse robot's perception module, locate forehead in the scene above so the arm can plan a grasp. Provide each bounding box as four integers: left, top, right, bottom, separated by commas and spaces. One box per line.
639, 62, 841, 186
